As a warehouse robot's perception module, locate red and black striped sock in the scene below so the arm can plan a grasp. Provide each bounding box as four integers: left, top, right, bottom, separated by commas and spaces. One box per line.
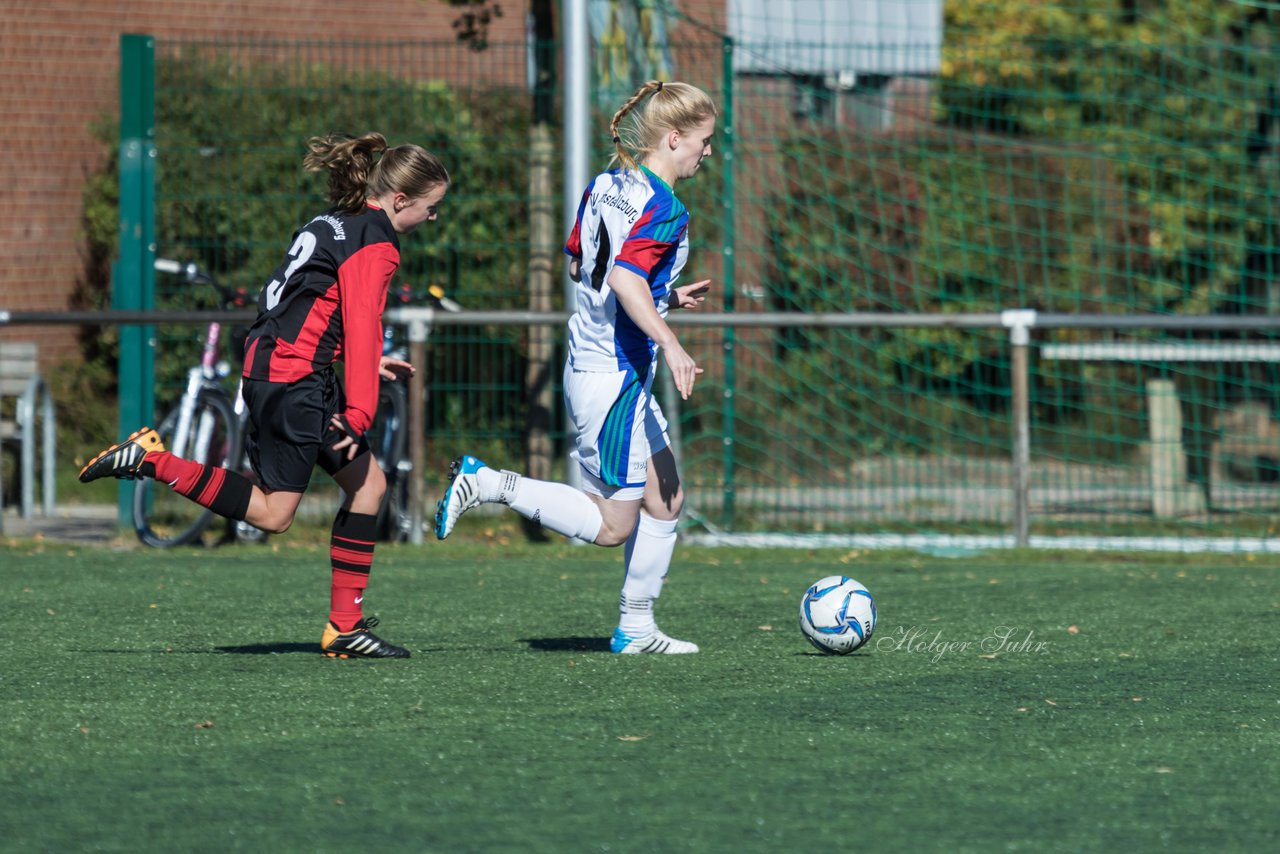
329, 509, 378, 633
142, 451, 253, 521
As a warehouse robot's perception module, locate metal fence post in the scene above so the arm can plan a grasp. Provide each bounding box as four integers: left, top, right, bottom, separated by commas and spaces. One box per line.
1003, 309, 1036, 548
116, 33, 157, 526
406, 315, 432, 545
562, 0, 588, 492
720, 35, 737, 530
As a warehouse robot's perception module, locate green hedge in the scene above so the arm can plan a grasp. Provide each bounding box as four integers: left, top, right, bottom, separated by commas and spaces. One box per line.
77, 53, 538, 445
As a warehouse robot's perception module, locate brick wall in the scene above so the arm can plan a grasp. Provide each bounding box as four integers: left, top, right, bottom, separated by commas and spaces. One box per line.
0, 0, 530, 368
0, 1, 737, 369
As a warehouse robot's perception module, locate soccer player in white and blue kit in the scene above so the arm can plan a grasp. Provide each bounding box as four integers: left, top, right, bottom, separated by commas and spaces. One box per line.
435, 80, 717, 654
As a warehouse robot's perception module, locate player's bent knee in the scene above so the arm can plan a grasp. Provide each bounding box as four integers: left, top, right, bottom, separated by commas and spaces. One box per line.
645, 488, 684, 520
250, 508, 295, 535
261, 516, 294, 535
593, 521, 634, 548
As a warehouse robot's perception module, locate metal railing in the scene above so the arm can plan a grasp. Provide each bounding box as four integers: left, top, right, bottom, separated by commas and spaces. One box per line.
8, 307, 1280, 547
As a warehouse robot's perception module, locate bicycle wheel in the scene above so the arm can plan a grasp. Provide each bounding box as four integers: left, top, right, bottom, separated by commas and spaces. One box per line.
380, 458, 412, 542
133, 389, 241, 548
369, 382, 410, 542
226, 444, 268, 545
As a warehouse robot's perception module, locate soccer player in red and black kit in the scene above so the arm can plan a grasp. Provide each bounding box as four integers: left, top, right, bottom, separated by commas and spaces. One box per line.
80, 132, 449, 659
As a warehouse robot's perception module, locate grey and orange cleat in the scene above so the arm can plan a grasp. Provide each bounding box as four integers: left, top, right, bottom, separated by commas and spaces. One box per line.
320, 617, 410, 659
78, 427, 165, 482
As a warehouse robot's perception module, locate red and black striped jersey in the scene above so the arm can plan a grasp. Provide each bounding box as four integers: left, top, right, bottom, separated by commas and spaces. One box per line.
242, 202, 399, 437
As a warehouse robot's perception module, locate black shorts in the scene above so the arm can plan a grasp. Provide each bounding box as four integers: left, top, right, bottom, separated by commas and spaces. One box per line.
241, 368, 371, 492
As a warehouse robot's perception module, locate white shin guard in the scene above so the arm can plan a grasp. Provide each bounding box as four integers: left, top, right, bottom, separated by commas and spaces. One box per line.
619, 512, 679, 633
506, 475, 603, 543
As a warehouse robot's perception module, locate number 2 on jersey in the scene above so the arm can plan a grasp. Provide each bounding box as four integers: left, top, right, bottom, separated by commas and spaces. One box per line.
264, 231, 318, 310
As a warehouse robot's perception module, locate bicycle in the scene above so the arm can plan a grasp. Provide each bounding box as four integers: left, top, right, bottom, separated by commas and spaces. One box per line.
366, 281, 459, 542
132, 259, 266, 548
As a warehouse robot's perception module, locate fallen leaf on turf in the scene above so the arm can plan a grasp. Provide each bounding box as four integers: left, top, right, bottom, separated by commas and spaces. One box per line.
1016, 707, 1029, 712
194, 720, 215, 729
979, 654, 998, 660
1044, 699, 1058, 706
334, 797, 345, 805
79, 726, 90, 734
757, 625, 773, 631
46, 608, 54, 616
1067, 625, 1079, 634
617, 735, 648, 742
1155, 767, 1173, 774
1132, 697, 1143, 702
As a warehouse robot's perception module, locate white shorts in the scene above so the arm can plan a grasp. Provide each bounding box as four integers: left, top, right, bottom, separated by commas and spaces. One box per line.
564, 363, 670, 502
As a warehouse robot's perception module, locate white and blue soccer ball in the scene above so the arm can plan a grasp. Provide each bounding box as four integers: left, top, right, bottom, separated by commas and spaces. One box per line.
799, 576, 877, 654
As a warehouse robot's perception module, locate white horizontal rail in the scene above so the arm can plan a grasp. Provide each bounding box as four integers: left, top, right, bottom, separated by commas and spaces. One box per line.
1043, 341, 1280, 362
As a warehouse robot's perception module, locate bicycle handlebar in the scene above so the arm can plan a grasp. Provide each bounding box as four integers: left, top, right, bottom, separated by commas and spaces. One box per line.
154, 257, 255, 312
388, 281, 463, 313
157, 258, 463, 314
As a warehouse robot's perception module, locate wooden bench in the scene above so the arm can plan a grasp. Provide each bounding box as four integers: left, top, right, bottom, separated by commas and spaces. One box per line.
1039, 341, 1246, 518
1, 340, 56, 519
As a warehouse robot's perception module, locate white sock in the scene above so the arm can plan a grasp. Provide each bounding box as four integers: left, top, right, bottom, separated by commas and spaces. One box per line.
475, 467, 510, 503
479, 468, 602, 543
619, 512, 678, 635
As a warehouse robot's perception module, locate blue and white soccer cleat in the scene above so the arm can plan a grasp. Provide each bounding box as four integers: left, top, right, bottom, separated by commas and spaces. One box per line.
434, 454, 487, 540
610, 627, 699, 655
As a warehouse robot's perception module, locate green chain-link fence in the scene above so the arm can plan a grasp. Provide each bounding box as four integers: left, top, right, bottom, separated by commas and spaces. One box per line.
132, 1, 1280, 548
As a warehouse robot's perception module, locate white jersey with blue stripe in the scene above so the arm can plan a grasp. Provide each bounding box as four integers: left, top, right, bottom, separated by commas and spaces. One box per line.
563, 166, 690, 374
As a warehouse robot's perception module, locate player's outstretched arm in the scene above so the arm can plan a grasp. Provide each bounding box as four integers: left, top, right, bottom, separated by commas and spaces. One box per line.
608, 266, 702, 399
379, 356, 415, 381
669, 278, 711, 310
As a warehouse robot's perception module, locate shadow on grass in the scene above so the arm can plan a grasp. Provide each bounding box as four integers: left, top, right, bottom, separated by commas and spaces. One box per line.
87, 643, 319, 655
214, 642, 318, 655
521, 636, 610, 653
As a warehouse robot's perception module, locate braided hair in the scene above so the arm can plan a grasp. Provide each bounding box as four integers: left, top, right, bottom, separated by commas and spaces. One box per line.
608, 80, 718, 172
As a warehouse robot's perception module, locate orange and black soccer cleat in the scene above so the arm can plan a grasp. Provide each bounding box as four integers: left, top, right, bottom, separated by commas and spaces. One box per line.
78, 427, 165, 482
320, 616, 410, 659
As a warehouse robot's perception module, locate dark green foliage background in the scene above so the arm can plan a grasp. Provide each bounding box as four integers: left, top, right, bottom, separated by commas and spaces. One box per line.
74, 52, 538, 451
757, 2, 1280, 461
2, 541, 1276, 851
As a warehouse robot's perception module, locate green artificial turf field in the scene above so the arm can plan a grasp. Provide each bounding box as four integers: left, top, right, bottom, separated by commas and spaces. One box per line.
1, 539, 1276, 852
